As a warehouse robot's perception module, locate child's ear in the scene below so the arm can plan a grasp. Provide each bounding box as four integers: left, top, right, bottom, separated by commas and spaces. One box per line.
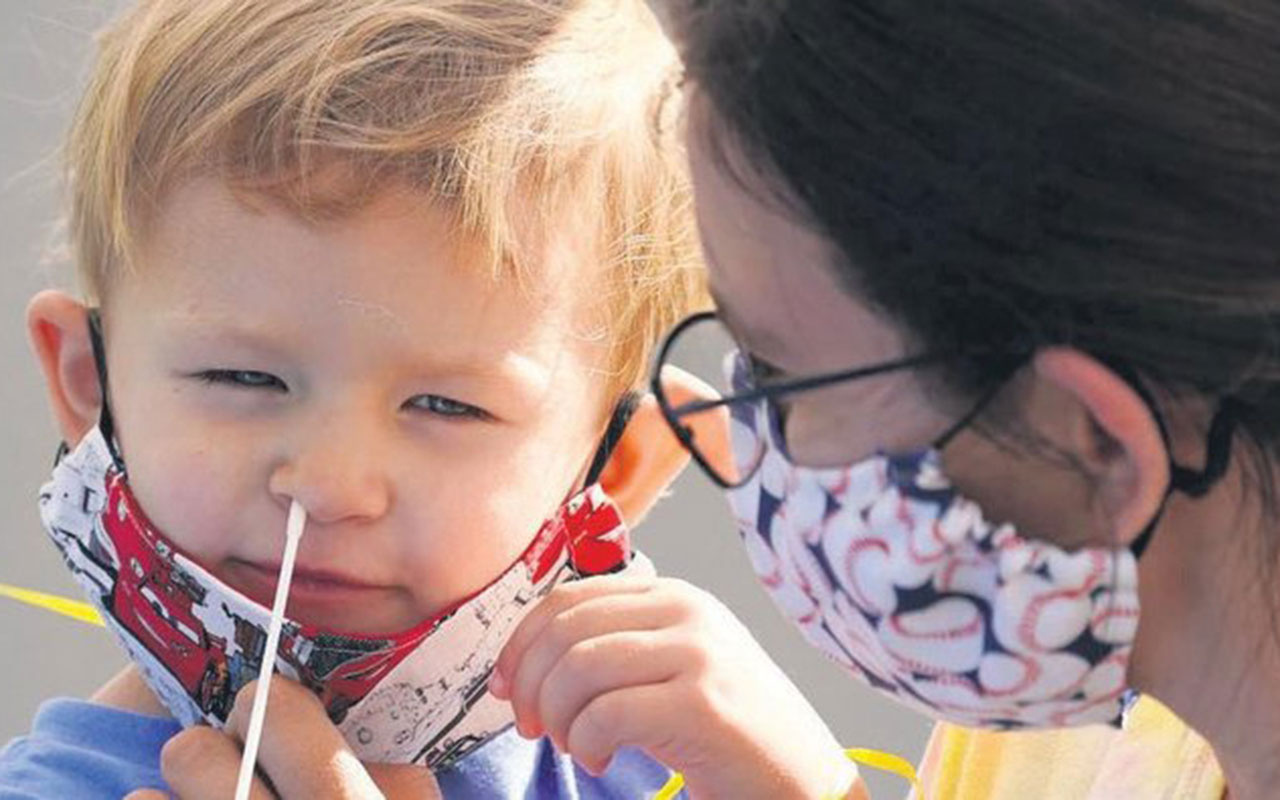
27, 290, 102, 447
597, 366, 730, 526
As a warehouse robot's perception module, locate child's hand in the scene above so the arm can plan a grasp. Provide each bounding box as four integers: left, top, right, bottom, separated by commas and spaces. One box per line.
491, 563, 859, 800
123, 676, 440, 800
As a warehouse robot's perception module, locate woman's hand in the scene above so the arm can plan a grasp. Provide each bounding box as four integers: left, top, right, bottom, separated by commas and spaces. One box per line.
491, 564, 859, 800
124, 676, 441, 799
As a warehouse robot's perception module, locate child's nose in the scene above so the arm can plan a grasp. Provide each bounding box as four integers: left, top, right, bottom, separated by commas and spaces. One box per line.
268, 419, 392, 525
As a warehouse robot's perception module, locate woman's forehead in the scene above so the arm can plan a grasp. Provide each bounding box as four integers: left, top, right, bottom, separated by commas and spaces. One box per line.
686, 112, 910, 377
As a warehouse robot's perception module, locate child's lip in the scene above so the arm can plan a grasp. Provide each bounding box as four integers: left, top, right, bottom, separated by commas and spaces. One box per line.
224, 558, 398, 616
237, 559, 388, 590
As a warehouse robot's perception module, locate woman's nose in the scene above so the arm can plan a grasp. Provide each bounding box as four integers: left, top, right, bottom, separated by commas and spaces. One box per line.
268, 414, 393, 524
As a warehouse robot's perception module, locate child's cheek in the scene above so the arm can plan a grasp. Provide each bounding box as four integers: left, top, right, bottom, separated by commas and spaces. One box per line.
121, 432, 261, 565
399, 475, 553, 614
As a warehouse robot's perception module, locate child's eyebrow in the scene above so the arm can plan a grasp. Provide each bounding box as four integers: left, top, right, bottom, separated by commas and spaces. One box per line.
406, 351, 554, 396
153, 314, 294, 360
438, 358, 557, 413
153, 312, 554, 399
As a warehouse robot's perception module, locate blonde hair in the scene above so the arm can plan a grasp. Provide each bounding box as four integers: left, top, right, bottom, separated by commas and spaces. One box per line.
66, 0, 705, 390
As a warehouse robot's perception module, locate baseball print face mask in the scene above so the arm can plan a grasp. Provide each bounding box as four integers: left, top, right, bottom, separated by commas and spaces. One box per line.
39, 314, 639, 768
715, 349, 1238, 730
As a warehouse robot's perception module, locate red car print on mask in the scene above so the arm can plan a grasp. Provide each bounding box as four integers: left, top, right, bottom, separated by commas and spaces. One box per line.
102, 473, 236, 720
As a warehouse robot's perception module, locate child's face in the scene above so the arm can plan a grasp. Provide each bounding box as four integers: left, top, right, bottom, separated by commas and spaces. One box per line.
95, 177, 612, 634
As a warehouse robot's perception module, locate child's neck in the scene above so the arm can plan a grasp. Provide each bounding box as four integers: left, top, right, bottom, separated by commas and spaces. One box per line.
91, 665, 173, 718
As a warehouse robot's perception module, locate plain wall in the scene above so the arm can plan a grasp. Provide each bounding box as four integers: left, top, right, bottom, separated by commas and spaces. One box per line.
0, 4, 931, 798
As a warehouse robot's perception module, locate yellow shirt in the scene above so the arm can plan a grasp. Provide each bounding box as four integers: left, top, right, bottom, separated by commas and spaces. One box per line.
913, 697, 1225, 799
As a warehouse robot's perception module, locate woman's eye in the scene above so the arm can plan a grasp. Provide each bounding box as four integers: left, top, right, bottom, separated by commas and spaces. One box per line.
404, 394, 491, 420
192, 370, 288, 392
748, 354, 785, 386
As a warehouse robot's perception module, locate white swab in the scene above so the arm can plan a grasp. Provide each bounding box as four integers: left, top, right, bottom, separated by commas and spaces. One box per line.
234, 499, 308, 800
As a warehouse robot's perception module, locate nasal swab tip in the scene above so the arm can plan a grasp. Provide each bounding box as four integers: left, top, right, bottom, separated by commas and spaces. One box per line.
285, 499, 307, 542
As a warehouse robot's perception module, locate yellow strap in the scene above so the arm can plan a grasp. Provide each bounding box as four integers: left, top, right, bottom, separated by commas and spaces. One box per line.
652, 746, 923, 800
0, 583, 105, 627
651, 771, 684, 800
846, 746, 924, 796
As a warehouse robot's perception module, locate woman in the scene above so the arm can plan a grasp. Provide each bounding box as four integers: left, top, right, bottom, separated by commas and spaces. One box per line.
648, 2, 1280, 797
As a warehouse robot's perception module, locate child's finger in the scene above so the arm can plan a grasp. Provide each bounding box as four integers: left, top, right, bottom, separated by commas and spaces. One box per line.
226, 676, 380, 799
492, 571, 656, 699
563, 683, 679, 776
503, 589, 683, 736
124, 790, 172, 800
159, 725, 276, 800
535, 628, 685, 751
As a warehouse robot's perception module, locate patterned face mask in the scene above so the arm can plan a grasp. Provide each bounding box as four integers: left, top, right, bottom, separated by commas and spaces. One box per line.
41, 425, 632, 767
721, 354, 1237, 730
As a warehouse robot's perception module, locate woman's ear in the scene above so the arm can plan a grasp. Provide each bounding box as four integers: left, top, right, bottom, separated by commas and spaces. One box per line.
27, 290, 102, 447
1032, 347, 1170, 545
597, 366, 730, 527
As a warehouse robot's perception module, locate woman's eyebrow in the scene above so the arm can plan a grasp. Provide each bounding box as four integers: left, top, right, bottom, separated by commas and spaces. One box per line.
707, 284, 792, 366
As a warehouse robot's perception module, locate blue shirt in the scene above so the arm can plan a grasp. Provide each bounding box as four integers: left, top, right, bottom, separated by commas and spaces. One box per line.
0, 699, 683, 799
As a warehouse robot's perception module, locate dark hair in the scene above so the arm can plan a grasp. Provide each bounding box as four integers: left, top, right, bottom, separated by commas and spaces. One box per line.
678, 0, 1280, 460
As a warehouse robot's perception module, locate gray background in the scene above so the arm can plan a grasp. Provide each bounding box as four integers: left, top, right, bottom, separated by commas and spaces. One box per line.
0, 3, 930, 797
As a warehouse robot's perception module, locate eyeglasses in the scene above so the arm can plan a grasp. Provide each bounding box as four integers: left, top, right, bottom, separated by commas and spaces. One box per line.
649, 311, 959, 488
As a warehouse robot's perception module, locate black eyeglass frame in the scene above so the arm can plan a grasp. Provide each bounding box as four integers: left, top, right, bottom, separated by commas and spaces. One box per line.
649, 310, 973, 489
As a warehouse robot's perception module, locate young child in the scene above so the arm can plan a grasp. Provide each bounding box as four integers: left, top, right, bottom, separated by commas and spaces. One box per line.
0, 1, 859, 798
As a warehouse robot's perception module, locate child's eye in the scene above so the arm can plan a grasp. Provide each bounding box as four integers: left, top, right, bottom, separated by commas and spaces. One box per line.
192, 370, 288, 392
404, 394, 491, 420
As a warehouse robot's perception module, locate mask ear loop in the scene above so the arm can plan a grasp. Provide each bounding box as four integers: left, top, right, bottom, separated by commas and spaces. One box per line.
1106, 361, 1240, 557
931, 355, 1239, 557
85, 308, 127, 475
583, 390, 643, 487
